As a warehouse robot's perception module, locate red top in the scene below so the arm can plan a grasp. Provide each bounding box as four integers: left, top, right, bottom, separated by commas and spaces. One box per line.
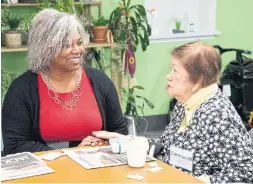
38, 69, 102, 141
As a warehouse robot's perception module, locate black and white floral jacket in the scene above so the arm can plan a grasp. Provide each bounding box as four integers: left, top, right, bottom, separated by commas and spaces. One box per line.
154, 89, 253, 183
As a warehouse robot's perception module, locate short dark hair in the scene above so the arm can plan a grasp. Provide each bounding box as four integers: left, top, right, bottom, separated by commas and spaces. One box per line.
171, 41, 221, 88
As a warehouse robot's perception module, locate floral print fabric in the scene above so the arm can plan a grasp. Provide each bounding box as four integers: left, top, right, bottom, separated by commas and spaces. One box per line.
154, 89, 253, 183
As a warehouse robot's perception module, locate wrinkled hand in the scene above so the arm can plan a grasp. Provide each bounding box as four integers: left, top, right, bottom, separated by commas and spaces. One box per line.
78, 136, 107, 147
92, 131, 125, 139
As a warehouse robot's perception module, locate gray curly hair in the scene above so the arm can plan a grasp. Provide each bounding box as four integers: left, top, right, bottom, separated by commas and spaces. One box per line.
28, 9, 90, 73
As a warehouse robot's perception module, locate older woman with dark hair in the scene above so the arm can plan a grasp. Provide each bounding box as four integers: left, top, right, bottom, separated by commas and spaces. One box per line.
159, 41, 253, 183
2, 9, 127, 155
94, 42, 253, 183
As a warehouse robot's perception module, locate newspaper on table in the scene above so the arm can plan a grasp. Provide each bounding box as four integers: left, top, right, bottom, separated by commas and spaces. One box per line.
63, 146, 155, 169
1, 152, 54, 181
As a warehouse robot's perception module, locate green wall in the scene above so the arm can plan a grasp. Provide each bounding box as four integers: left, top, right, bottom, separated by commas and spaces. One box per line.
2, 0, 253, 115
104, 0, 253, 115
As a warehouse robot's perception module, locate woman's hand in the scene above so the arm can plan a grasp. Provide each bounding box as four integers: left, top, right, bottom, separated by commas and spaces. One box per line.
92, 131, 125, 139
78, 136, 106, 147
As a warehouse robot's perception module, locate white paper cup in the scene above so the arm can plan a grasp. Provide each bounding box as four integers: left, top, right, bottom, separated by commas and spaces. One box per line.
127, 137, 149, 168
110, 140, 127, 154
109, 136, 134, 154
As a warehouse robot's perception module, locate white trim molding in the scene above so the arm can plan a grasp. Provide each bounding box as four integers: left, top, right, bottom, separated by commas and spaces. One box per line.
150, 31, 221, 43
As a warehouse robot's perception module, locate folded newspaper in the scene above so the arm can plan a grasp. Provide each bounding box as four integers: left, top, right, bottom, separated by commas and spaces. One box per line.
1, 152, 54, 181
63, 146, 155, 169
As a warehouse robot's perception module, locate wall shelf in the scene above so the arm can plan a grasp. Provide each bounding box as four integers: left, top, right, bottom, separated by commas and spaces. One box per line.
145, 0, 218, 43
1, 1, 101, 6
1, 45, 28, 53
1, 1, 102, 16
150, 31, 221, 43
1, 3, 39, 6
85, 42, 117, 48
1, 42, 117, 53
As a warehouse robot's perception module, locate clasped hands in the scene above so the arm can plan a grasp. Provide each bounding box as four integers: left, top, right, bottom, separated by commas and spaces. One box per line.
78, 131, 123, 147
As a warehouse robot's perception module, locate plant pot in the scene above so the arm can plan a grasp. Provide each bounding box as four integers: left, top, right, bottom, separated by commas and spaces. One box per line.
7, 0, 18, 3
91, 26, 108, 43
1, 31, 6, 46
18, 0, 36, 3
5, 30, 22, 48
172, 29, 185, 34
125, 115, 137, 136
21, 31, 29, 45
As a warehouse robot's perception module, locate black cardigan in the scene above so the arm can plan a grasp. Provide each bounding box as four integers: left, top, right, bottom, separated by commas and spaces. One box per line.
2, 64, 128, 155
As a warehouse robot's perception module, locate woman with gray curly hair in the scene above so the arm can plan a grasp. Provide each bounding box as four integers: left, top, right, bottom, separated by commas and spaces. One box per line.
2, 9, 127, 155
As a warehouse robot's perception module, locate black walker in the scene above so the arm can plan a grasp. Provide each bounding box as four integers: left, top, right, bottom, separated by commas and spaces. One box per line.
213, 45, 252, 130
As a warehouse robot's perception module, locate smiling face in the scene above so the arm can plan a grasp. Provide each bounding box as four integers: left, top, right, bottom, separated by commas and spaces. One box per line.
51, 37, 85, 72
166, 57, 197, 103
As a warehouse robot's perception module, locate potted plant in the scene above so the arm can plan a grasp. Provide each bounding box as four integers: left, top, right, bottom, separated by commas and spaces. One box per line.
123, 85, 154, 136
4, 12, 23, 48
91, 16, 109, 43
1, 4, 10, 46
109, 0, 151, 51
172, 17, 184, 33
1, 68, 21, 103
20, 12, 35, 45
6, 0, 18, 4
18, 0, 36, 4
38, 0, 76, 14
109, 1, 153, 134
175, 19, 181, 30
108, 0, 151, 87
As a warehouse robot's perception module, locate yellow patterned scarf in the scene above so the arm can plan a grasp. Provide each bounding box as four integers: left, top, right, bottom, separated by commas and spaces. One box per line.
177, 83, 218, 133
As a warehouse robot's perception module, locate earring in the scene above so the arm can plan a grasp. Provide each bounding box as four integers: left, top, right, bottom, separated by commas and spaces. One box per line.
192, 87, 196, 92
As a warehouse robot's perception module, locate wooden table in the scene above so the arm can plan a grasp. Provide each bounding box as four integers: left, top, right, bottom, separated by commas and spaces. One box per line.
4, 149, 203, 183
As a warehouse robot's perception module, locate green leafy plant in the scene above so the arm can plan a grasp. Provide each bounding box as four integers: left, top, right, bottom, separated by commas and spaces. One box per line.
109, 0, 154, 122
20, 12, 36, 33
109, 0, 151, 51
7, 15, 22, 31
1, 5, 10, 46
3, 11, 23, 31
92, 16, 109, 26
1, 68, 21, 104
38, 0, 53, 9
55, 0, 76, 14
38, 0, 76, 14
77, 2, 92, 32
1, 5, 10, 28
175, 18, 181, 30
123, 85, 154, 124
38, 0, 91, 35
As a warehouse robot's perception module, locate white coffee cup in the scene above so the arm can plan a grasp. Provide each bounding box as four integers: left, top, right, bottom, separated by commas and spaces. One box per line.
127, 136, 149, 168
